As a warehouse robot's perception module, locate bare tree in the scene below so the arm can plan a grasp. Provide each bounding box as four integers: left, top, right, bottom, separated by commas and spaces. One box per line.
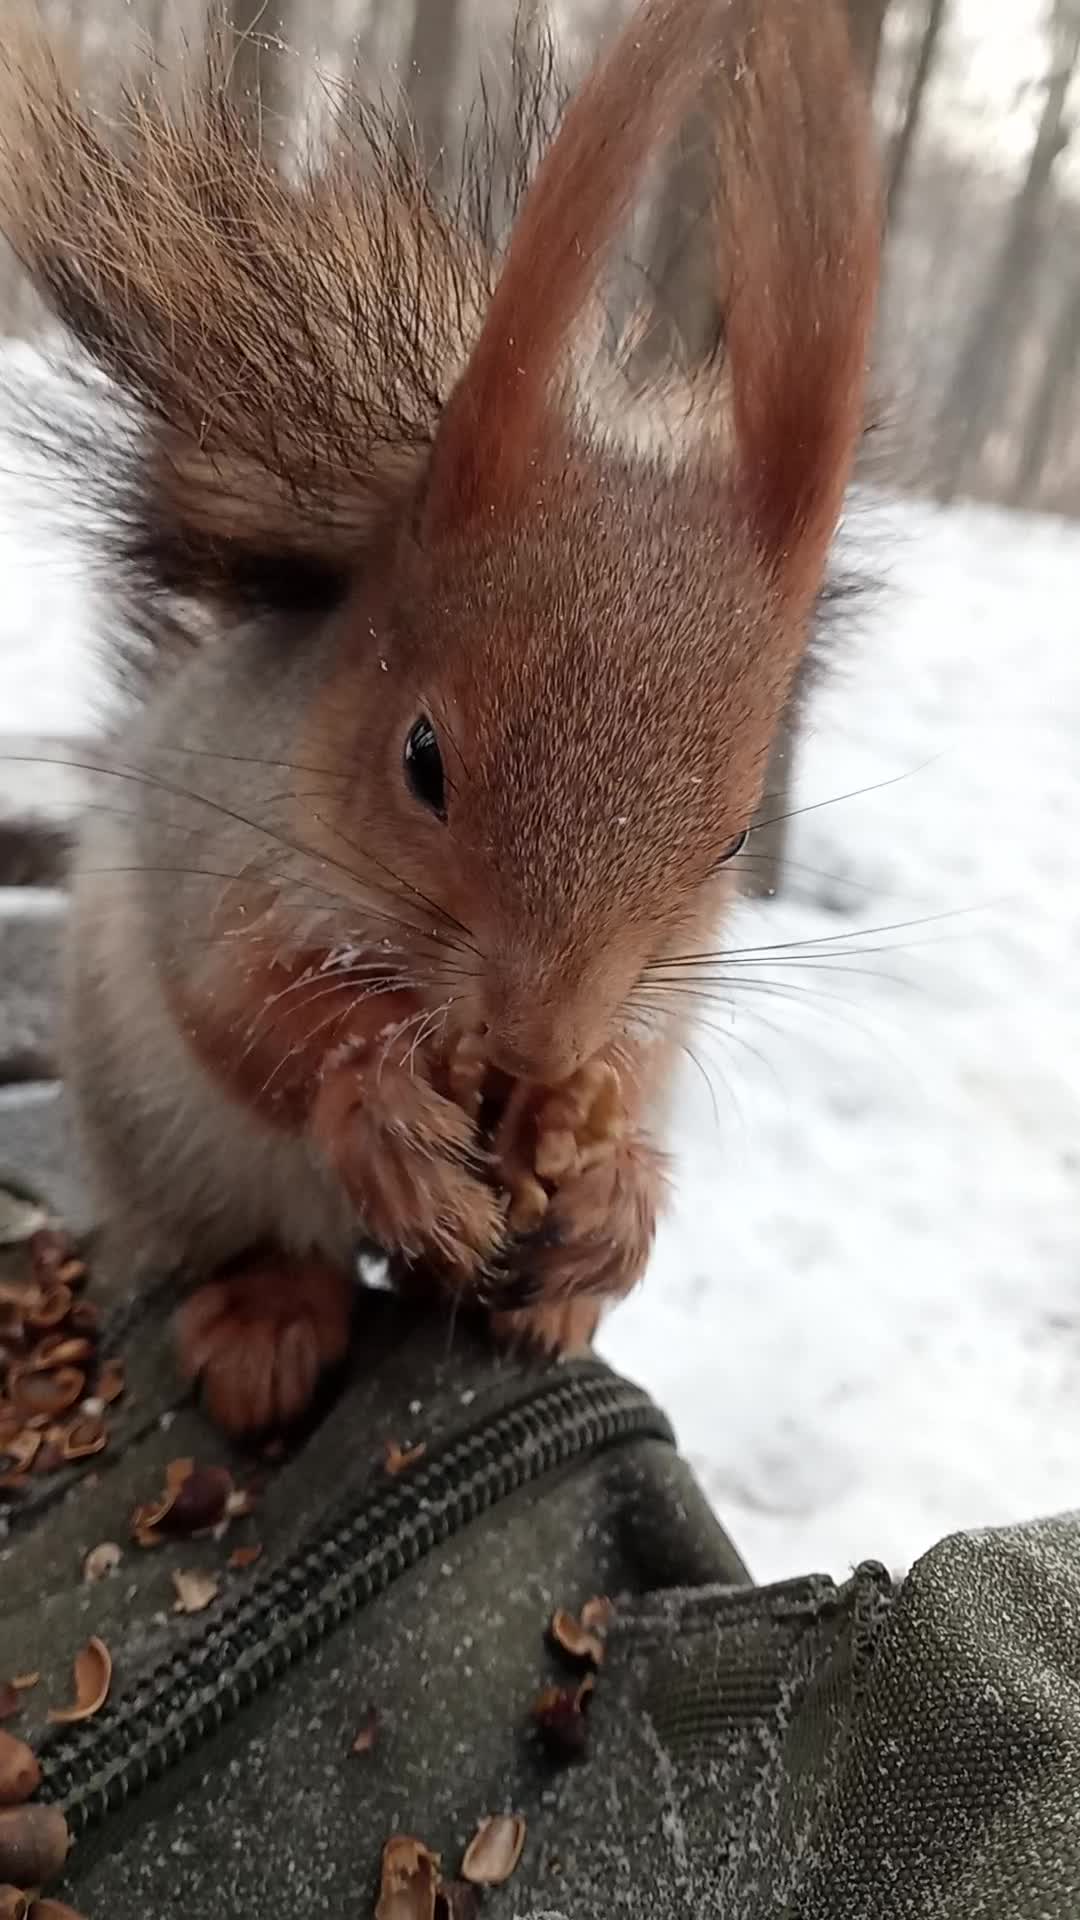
887, 0, 949, 221
1011, 261, 1080, 504
400, 0, 467, 183
224, 0, 296, 133
936, 0, 1080, 499
848, 0, 892, 88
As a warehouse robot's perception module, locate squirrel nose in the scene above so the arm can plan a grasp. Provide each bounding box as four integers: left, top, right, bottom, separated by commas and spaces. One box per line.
486, 1028, 587, 1087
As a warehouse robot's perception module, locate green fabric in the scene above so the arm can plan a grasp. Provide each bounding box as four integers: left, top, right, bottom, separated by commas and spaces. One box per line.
539, 1524, 1080, 1917
4, 1150, 1080, 1918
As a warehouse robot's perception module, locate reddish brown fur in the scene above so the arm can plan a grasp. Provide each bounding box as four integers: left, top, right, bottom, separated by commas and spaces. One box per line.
426, 0, 716, 532
0, 1, 880, 1432
717, 2, 881, 612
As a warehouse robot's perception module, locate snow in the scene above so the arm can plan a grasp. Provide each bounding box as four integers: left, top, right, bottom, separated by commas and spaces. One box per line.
605, 499, 1080, 1583
1, 345, 1079, 1587
0, 340, 112, 740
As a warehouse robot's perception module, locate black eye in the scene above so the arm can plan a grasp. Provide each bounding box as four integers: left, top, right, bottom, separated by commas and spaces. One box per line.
404, 716, 446, 819
717, 827, 750, 867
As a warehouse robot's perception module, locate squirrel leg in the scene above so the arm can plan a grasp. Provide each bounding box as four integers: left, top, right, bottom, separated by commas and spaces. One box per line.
490, 1296, 603, 1358
176, 1251, 352, 1435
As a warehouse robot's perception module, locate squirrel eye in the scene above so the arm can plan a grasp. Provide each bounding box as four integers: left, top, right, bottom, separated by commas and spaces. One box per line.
404, 716, 447, 820
717, 827, 750, 868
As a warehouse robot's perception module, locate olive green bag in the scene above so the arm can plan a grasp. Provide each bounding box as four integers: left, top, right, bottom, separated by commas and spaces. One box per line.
4, 1090, 1080, 1919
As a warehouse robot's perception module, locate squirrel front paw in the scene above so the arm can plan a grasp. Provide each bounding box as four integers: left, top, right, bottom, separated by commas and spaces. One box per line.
500, 1133, 666, 1318
176, 1253, 352, 1434
490, 1059, 667, 1340
309, 1048, 506, 1281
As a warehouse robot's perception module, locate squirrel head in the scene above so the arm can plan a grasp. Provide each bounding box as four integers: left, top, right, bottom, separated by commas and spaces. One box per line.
312, 450, 787, 1084
1, 0, 880, 1089
299, 0, 881, 1084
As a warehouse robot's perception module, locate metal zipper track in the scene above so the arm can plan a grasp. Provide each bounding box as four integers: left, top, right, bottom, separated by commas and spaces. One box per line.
37, 1364, 673, 1838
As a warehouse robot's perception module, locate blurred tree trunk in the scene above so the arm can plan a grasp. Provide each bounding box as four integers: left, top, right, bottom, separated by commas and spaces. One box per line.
224, 1, 296, 133
887, 0, 948, 222
497, 0, 549, 234
142, 0, 170, 48
1011, 265, 1080, 505
400, 0, 466, 184
936, 0, 1080, 500
847, 0, 890, 88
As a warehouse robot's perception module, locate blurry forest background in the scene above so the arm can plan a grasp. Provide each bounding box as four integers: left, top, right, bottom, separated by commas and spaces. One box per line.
3, 0, 1079, 516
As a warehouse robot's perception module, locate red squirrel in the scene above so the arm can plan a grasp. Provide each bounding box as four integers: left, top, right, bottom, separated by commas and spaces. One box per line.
0, 1, 879, 1432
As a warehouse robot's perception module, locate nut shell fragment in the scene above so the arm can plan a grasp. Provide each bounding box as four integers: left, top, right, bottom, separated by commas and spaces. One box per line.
351, 1707, 379, 1755
383, 1440, 427, 1477
375, 1835, 441, 1920
0, 1806, 70, 1889
532, 1677, 594, 1760
9, 1370, 85, 1423
0, 1733, 40, 1808
47, 1637, 112, 1725
164, 1464, 233, 1535
460, 1813, 527, 1888
581, 1595, 615, 1633
0, 1886, 28, 1920
171, 1569, 220, 1615
28, 1902, 88, 1920
434, 1887, 479, 1920
23, 1337, 93, 1373
94, 1359, 124, 1406
132, 1460, 233, 1544
28, 1230, 73, 1276
549, 1607, 606, 1668
62, 1418, 108, 1463
0, 1434, 40, 1478
227, 1544, 263, 1572
24, 1288, 73, 1333
81, 1543, 121, 1585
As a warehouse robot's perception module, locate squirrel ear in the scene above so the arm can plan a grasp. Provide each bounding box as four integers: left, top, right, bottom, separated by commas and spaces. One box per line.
0, 26, 448, 614
711, 1, 881, 617
419, 0, 716, 544
421, 0, 880, 614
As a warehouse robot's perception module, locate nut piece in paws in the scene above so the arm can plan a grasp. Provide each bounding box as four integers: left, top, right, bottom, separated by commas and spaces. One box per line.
504, 1135, 666, 1325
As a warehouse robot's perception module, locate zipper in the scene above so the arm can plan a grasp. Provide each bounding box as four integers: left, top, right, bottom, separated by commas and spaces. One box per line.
37, 1362, 673, 1839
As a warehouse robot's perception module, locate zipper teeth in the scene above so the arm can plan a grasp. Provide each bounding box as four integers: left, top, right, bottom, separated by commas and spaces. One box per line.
37, 1366, 672, 1837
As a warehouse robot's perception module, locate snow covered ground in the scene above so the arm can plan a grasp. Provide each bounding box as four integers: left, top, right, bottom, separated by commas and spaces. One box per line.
1, 350, 1079, 1587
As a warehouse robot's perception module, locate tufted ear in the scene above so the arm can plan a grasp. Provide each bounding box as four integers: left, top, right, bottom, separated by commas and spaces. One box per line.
0, 20, 490, 617
419, 0, 716, 543
711, 0, 881, 616
421, 0, 880, 624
